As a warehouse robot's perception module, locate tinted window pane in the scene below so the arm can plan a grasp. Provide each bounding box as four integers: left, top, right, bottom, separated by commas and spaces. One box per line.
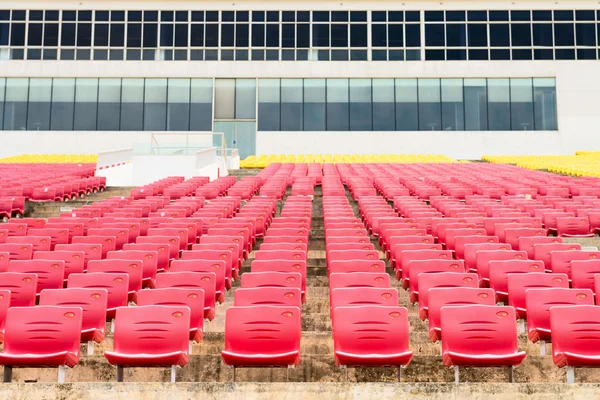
97, 78, 121, 130
351, 24, 367, 47
281, 79, 302, 131
372, 24, 387, 47
327, 79, 349, 131
144, 79, 167, 131
27, 23, 43, 46
235, 79, 256, 119
175, 25, 188, 47
555, 24, 575, 46
441, 79, 464, 131
533, 78, 557, 131
3, 78, 28, 130
373, 79, 395, 131
110, 24, 125, 46
511, 24, 531, 46
395, 79, 418, 131
304, 79, 325, 131
490, 24, 510, 46
74, 78, 98, 130
50, 78, 75, 131
27, 78, 51, 130
252, 24, 264, 46
266, 25, 279, 47
468, 24, 487, 47
94, 24, 109, 46
127, 24, 142, 47
221, 24, 234, 46
576, 23, 596, 46
464, 78, 488, 130
446, 24, 466, 47
297, 24, 310, 47
388, 24, 403, 47
120, 79, 144, 131
190, 79, 212, 131
331, 25, 348, 47
143, 23, 158, 47
510, 78, 534, 130
418, 79, 441, 131
425, 24, 445, 46
258, 79, 280, 131
313, 25, 329, 47
349, 79, 372, 131
488, 78, 510, 130
533, 24, 553, 46
405, 24, 421, 47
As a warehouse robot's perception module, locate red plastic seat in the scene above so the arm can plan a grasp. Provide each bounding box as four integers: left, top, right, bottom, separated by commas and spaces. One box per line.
0, 306, 82, 381
440, 305, 526, 380
327, 259, 386, 276
475, 250, 527, 284
39, 288, 108, 344
427, 287, 495, 342
8, 259, 65, 295
107, 250, 158, 288
0, 252, 7, 273
533, 243, 582, 272
454, 236, 499, 260
255, 249, 307, 262
550, 250, 600, 279
527, 288, 594, 344
72, 236, 116, 258
488, 259, 545, 302
88, 227, 130, 250
67, 273, 129, 320
101, 222, 141, 243
398, 249, 453, 284
504, 228, 547, 251
407, 260, 466, 302
329, 272, 390, 290
507, 273, 569, 320
240, 271, 304, 302
0, 290, 10, 342
182, 249, 237, 281
551, 305, 600, 380
444, 228, 487, 251
33, 250, 85, 282
170, 259, 227, 304
0, 243, 33, 261
518, 236, 562, 259
123, 243, 170, 273
221, 305, 301, 367
330, 287, 398, 319
556, 217, 593, 238
325, 242, 375, 253
463, 243, 512, 273
136, 288, 205, 343
570, 260, 600, 291
0, 272, 37, 307
234, 287, 302, 308
332, 306, 412, 369
104, 305, 190, 381
136, 236, 180, 260
417, 273, 479, 321
27, 228, 69, 250
154, 272, 216, 321
6, 236, 51, 252
87, 259, 143, 301
391, 243, 442, 268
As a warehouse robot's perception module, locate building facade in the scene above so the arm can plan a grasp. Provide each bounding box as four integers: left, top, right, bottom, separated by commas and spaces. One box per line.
0, 1, 598, 159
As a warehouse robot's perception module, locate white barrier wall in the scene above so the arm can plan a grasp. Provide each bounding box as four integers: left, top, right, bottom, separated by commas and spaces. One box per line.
132, 155, 198, 186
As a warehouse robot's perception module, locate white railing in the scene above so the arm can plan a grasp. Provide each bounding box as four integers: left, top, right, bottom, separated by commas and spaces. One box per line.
96, 148, 133, 170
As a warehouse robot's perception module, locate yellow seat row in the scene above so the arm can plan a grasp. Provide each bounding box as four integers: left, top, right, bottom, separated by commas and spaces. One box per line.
240, 154, 457, 168
0, 154, 98, 164
482, 153, 600, 177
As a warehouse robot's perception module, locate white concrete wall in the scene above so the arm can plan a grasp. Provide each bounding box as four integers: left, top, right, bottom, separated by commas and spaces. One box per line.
132, 155, 198, 186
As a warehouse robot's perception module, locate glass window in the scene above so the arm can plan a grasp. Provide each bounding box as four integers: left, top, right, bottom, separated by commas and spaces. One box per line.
215, 79, 235, 120
349, 79, 372, 131
190, 79, 213, 131
418, 79, 441, 131
468, 24, 487, 47
221, 24, 234, 47
554, 24, 575, 46
50, 78, 75, 131
206, 24, 219, 47
97, 78, 121, 130
127, 23, 142, 47
258, 79, 280, 131
77, 23, 92, 47
120, 78, 144, 131
3, 78, 28, 130
304, 79, 326, 131
94, 24, 109, 46
281, 79, 303, 131
446, 24, 466, 47
266, 25, 279, 47
236, 24, 249, 47
297, 24, 310, 47
425, 24, 445, 46
464, 79, 488, 131
27, 23, 43, 46
351, 24, 367, 47
251, 24, 264, 46
488, 78, 511, 130
327, 79, 349, 131
166, 79, 190, 131
533, 78, 557, 131
74, 78, 98, 130
511, 24, 532, 46
533, 24, 553, 46
576, 23, 596, 46
372, 79, 395, 131
27, 78, 51, 130
313, 24, 329, 47
372, 24, 387, 47
510, 78, 534, 130
144, 78, 167, 131
405, 24, 421, 47
235, 79, 256, 119
395, 79, 418, 131
388, 24, 403, 47
441, 79, 464, 131
490, 24, 510, 47
331, 25, 348, 47
190, 24, 204, 46
0, 78, 4, 130
110, 24, 125, 46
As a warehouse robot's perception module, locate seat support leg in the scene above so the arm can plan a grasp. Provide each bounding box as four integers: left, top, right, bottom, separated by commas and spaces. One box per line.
397, 366, 402, 382
116, 366, 124, 382
539, 341, 546, 356
518, 320, 525, 333
58, 365, 66, 383
111, 319, 115, 334
189, 342, 193, 355
345, 366, 349, 382
87, 341, 95, 356
454, 366, 460, 384
232, 366, 236, 383
3, 366, 12, 383
508, 366, 514, 383
566, 367, 575, 384
171, 365, 177, 383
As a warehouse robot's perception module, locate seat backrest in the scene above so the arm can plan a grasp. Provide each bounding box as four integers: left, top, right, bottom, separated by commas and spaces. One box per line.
488, 259, 545, 298
39, 288, 108, 342
136, 235, 180, 259
33, 250, 85, 279
4, 223, 28, 237
170, 259, 226, 296
475, 250, 527, 281
101, 222, 141, 243
428, 288, 495, 342
444, 228, 487, 250
550, 250, 600, 278
181, 250, 235, 279
526, 288, 594, 343
327, 259, 386, 275
570, 260, 600, 290
8, 259, 65, 294
0, 272, 37, 306
398, 249, 453, 275
0, 289, 10, 336
107, 250, 158, 282
329, 272, 390, 290
518, 236, 562, 259
27, 228, 69, 249
67, 272, 129, 314
87, 259, 143, 294
330, 287, 398, 312
122, 243, 170, 273
325, 242, 375, 253
507, 273, 569, 319
0, 243, 33, 261
333, 306, 410, 357
417, 272, 479, 320
223, 305, 301, 361
0, 252, 8, 272
550, 305, 600, 362
112, 305, 190, 356
504, 228, 547, 250
154, 271, 217, 314
453, 235, 499, 259
440, 305, 519, 356
234, 287, 302, 307
533, 242, 582, 271
556, 217, 591, 236
72, 235, 117, 258
407, 259, 466, 294
327, 250, 379, 263
3, 306, 82, 359
240, 271, 303, 291
254, 250, 307, 261
136, 288, 205, 341
325, 236, 372, 245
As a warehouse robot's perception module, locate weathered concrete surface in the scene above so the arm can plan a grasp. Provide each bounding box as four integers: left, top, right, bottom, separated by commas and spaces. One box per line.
2, 382, 600, 400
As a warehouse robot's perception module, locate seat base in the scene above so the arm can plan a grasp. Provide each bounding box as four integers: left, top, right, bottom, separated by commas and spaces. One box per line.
335, 350, 413, 367
104, 351, 188, 368
443, 350, 526, 367
221, 350, 300, 367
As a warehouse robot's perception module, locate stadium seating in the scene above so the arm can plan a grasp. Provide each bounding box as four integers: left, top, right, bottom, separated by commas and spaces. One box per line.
506, 273, 569, 320
87, 260, 143, 300
67, 273, 129, 320
417, 273, 479, 321
488, 259, 545, 302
